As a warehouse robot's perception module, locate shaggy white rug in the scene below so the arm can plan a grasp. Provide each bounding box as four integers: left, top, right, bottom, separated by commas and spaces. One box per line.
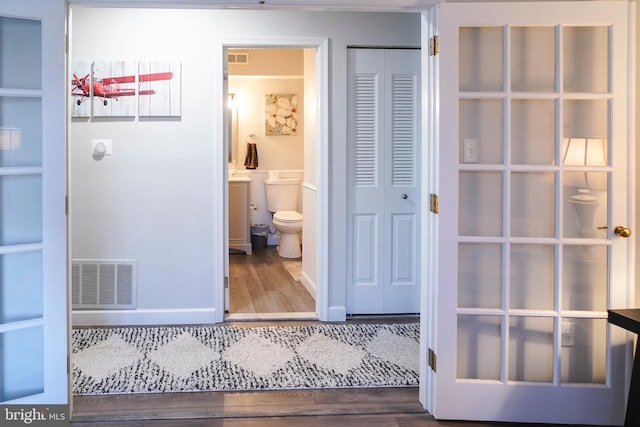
72, 322, 419, 395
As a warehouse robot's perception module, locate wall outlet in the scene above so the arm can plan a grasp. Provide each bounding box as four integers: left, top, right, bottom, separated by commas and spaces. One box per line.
463, 138, 478, 163
562, 321, 575, 347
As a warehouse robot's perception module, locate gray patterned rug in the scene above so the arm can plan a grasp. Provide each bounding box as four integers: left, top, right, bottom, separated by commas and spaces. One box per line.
72, 322, 419, 395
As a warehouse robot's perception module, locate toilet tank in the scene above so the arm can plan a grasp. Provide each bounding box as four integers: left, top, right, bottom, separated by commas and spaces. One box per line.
264, 177, 301, 212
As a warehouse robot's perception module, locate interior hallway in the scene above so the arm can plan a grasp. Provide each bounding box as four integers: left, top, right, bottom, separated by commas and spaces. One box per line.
228, 246, 315, 314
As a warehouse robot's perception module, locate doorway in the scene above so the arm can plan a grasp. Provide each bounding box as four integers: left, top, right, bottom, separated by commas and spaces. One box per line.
222, 42, 326, 321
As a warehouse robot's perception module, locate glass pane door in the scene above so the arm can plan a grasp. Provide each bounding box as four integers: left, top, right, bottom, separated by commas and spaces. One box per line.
0, 15, 46, 403
457, 23, 613, 384
0, 0, 67, 405
434, 2, 629, 424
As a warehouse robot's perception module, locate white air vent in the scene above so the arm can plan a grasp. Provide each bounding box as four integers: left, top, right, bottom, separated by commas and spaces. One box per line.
228, 51, 250, 65
72, 259, 137, 310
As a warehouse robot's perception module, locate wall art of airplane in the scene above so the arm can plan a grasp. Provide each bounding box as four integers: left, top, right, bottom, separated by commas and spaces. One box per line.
71, 72, 174, 106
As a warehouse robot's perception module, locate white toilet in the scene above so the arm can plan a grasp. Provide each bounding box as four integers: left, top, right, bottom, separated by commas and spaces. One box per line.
264, 176, 303, 259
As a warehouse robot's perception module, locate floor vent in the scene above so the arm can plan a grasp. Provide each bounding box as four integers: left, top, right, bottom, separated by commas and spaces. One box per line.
72, 260, 137, 309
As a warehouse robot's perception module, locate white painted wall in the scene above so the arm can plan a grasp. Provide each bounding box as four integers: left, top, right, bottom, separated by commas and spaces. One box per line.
69, 7, 421, 325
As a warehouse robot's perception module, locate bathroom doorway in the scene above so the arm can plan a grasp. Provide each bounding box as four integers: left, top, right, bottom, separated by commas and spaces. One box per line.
223, 44, 320, 321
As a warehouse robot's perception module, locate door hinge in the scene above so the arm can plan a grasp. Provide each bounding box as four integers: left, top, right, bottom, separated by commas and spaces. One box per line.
65, 196, 69, 216
429, 193, 439, 214
428, 348, 437, 372
224, 276, 229, 289
429, 35, 439, 56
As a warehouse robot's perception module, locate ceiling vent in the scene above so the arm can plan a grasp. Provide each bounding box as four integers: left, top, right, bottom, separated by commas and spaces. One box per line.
228, 51, 250, 65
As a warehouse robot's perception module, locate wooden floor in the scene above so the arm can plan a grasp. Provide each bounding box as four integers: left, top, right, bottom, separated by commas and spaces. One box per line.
70, 387, 600, 427
229, 246, 315, 314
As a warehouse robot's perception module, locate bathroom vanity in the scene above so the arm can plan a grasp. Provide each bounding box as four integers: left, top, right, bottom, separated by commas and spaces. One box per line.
228, 176, 252, 255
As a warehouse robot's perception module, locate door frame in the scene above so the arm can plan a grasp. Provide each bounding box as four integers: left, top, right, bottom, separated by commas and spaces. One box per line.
214, 37, 330, 322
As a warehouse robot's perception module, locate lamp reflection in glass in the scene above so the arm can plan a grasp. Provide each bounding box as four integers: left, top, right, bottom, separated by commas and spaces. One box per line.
562, 137, 607, 246
0, 127, 21, 150
228, 93, 238, 174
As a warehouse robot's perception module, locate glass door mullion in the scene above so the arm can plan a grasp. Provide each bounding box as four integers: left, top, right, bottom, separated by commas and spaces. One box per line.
503, 22, 511, 384
0, 167, 43, 176
0, 318, 43, 334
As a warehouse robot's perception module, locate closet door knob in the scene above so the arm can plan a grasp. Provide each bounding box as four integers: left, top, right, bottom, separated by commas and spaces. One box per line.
402, 194, 408, 199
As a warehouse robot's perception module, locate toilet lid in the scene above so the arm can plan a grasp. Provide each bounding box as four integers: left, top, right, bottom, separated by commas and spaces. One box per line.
274, 210, 302, 222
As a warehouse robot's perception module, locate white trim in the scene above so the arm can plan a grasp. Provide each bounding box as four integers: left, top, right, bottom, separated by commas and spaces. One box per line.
66, 0, 438, 12
72, 308, 217, 326
300, 270, 316, 299
327, 305, 347, 321
217, 36, 330, 322
420, 5, 438, 414
224, 312, 317, 321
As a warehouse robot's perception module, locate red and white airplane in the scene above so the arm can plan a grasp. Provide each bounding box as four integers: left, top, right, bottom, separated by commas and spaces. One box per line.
71, 71, 173, 106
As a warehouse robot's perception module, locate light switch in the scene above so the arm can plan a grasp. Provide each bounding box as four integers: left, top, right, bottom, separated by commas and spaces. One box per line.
92, 139, 112, 155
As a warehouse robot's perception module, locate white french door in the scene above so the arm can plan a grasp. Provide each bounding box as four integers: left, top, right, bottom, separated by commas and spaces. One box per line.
0, 0, 67, 404
427, 2, 631, 424
346, 48, 421, 314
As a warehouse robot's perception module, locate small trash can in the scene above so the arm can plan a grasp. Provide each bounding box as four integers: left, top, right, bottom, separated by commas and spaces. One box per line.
251, 224, 269, 250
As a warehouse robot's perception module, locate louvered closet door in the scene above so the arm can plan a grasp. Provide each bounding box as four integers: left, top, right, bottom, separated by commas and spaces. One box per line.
346, 48, 421, 314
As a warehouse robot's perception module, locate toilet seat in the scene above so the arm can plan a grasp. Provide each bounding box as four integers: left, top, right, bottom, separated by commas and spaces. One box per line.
274, 210, 302, 222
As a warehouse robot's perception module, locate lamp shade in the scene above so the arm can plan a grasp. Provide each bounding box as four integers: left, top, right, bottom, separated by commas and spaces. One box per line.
562, 137, 607, 191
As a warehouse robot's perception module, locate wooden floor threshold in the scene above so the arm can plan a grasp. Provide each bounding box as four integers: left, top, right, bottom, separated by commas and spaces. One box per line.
71, 387, 425, 424
224, 311, 318, 322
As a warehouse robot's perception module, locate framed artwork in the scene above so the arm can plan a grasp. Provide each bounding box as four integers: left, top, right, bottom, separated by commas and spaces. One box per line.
69, 60, 181, 118
70, 61, 92, 118
265, 93, 298, 136
138, 61, 181, 117
92, 60, 137, 117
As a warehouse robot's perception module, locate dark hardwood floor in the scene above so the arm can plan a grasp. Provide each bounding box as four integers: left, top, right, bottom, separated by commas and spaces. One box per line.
228, 246, 315, 314
70, 387, 604, 426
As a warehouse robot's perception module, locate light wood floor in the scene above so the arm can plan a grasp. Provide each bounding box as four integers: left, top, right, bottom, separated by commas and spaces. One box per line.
228, 246, 315, 314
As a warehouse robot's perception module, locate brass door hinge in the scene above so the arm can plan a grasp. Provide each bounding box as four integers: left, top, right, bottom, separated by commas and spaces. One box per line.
429, 193, 439, 214
429, 35, 439, 56
428, 348, 437, 372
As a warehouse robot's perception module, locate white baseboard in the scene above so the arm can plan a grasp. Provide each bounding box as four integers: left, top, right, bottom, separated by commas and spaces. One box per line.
300, 270, 316, 300
72, 308, 219, 327
327, 305, 347, 322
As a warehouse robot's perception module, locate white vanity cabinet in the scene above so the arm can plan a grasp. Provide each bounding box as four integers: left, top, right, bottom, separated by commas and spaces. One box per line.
228, 177, 252, 255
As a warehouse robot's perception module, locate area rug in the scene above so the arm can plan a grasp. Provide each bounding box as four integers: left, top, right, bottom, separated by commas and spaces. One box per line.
282, 259, 302, 282
72, 322, 419, 395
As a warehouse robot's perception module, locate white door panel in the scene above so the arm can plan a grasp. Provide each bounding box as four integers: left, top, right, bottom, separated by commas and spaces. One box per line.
0, 0, 67, 404
427, 2, 630, 424
347, 48, 420, 314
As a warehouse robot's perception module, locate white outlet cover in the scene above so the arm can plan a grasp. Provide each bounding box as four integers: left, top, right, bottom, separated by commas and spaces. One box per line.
463, 138, 478, 163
